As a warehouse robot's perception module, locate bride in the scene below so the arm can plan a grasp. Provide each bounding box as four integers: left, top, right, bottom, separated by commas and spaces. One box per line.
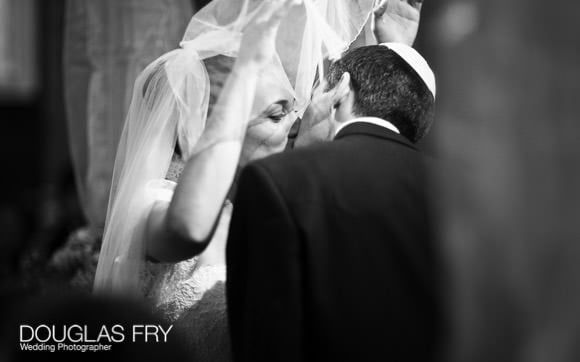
93, 0, 422, 359
93, 0, 381, 303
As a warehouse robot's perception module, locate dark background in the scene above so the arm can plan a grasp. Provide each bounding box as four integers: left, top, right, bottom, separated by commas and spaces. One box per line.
0, 0, 215, 288
0, 0, 73, 279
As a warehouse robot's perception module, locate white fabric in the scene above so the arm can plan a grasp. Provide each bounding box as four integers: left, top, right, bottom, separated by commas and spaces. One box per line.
93, 48, 201, 295
145, 179, 177, 203
380, 42, 436, 98
335, 116, 400, 138
181, 0, 375, 114
94, 0, 376, 297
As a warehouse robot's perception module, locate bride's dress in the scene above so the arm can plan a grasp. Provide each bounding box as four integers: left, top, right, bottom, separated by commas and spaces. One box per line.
144, 254, 231, 361
141, 156, 232, 361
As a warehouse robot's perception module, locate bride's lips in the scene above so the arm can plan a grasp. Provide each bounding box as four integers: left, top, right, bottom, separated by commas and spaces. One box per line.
285, 117, 302, 150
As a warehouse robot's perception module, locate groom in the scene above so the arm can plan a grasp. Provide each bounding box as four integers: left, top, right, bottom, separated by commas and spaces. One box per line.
226, 43, 443, 362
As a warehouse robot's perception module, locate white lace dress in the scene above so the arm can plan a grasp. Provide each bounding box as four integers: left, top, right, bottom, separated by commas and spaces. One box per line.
140, 157, 232, 362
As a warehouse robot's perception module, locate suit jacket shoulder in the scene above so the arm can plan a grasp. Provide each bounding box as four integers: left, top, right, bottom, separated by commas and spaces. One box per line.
229, 122, 443, 362
250, 122, 428, 211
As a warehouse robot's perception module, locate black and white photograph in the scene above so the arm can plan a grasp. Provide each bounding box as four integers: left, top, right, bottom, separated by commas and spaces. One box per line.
0, 0, 579, 361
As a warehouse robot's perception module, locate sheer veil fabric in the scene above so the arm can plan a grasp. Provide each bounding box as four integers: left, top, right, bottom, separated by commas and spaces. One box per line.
93, 0, 375, 297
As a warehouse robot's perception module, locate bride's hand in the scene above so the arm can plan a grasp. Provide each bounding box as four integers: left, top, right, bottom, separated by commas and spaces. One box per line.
237, 0, 300, 68
240, 102, 297, 165
372, 0, 423, 46
294, 73, 350, 148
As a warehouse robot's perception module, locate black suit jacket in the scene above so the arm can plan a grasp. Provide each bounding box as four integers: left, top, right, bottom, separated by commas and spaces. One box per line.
227, 122, 443, 362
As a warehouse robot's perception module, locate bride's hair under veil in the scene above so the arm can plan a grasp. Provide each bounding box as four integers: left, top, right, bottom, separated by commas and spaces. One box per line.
94, 0, 376, 297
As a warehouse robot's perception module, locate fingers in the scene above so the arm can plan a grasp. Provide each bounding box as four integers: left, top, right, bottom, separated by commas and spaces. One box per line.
331, 72, 351, 104
270, 0, 301, 23
409, 0, 423, 11
311, 78, 327, 100
373, 0, 389, 17
256, 0, 301, 27
306, 72, 350, 126
374, 0, 422, 17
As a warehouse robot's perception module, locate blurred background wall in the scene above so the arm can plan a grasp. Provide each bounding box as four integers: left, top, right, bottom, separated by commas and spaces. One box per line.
0, 0, 209, 288
0, 0, 70, 279
64, 0, 193, 231
418, 1, 580, 361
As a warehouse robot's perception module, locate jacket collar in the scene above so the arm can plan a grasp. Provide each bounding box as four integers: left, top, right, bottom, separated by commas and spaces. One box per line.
334, 120, 417, 150
334, 117, 400, 136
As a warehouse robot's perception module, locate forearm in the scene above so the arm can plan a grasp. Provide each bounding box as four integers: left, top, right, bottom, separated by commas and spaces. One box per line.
146, 0, 294, 260
196, 62, 260, 147
147, 62, 260, 261
168, 142, 240, 242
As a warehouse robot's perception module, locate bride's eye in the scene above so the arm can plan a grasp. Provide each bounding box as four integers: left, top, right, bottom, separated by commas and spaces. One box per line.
269, 112, 286, 123
264, 102, 290, 123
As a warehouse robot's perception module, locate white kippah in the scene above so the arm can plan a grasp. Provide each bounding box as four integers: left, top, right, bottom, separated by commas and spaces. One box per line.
380, 42, 436, 99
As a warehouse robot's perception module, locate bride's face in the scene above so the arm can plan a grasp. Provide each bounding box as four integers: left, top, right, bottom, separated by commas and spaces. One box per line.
239, 68, 297, 166
204, 55, 297, 166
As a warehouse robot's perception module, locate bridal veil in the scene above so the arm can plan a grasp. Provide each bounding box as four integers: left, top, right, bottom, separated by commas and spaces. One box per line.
93, 0, 375, 296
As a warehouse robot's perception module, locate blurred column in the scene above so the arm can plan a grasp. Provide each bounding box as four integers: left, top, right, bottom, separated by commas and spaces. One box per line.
427, 1, 580, 361
64, 0, 193, 231
0, 0, 37, 98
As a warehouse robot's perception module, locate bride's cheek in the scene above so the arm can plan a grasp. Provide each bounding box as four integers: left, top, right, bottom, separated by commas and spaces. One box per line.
276, 136, 288, 151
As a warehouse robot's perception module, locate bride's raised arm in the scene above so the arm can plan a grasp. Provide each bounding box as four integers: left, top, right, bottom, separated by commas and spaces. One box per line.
146, 0, 299, 262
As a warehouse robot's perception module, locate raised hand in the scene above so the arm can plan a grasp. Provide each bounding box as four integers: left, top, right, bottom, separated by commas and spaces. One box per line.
241, 103, 298, 164
237, 0, 301, 68
294, 72, 351, 148
372, 0, 423, 46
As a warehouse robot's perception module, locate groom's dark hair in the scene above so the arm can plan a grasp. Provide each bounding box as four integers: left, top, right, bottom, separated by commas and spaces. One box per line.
327, 45, 435, 143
